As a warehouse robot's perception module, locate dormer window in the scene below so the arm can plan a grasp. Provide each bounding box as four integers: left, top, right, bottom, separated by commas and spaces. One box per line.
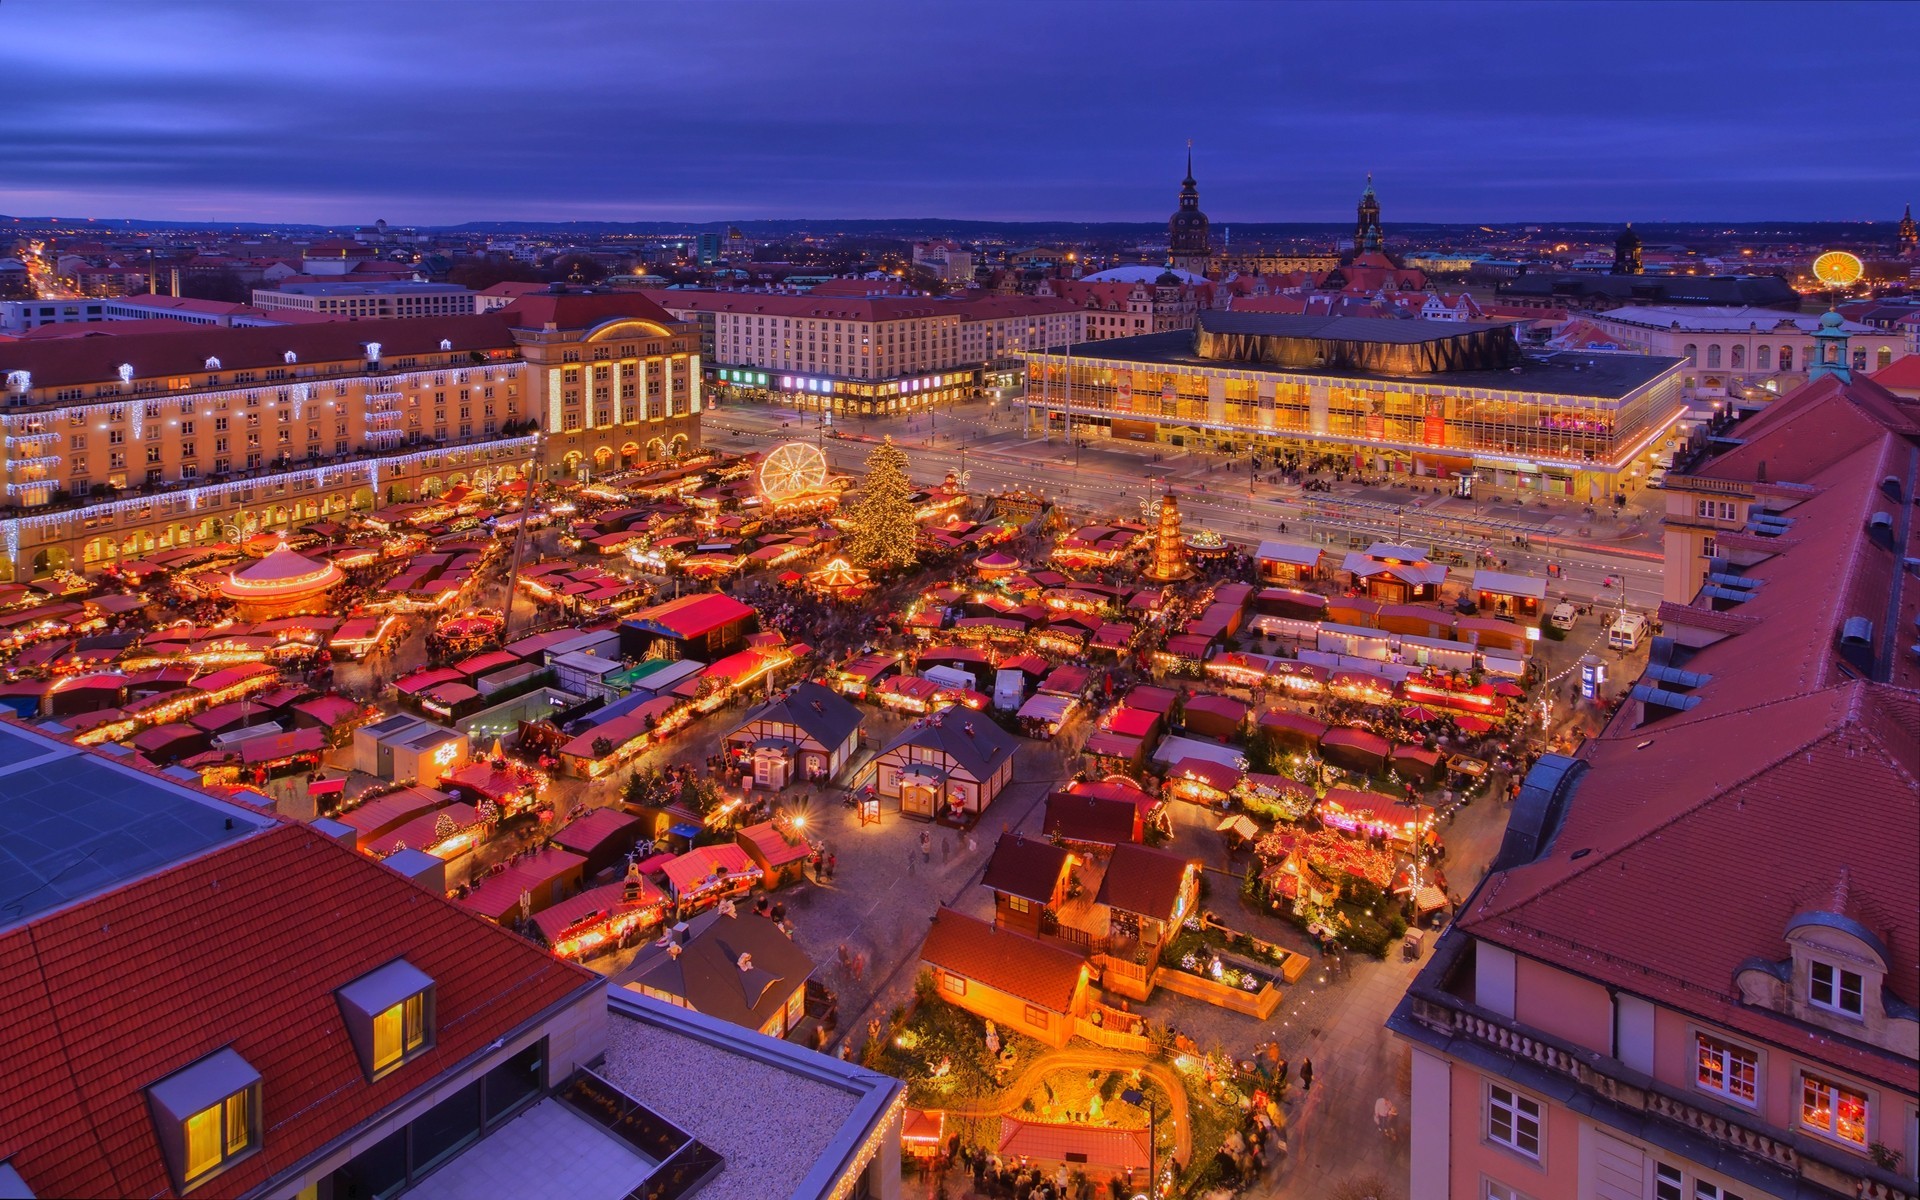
147, 1049, 261, 1191
338, 959, 435, 1080
1810, 960, 1864, 1017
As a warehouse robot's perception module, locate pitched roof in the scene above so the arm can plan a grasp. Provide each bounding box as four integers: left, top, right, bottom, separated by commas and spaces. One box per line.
0, 820, 594, 1199
497, 288, 683, 334
728, 681, 862, 751
1042, 792, 1139, 846
616, 909, 815, 1030
0, 313, 517, 389
628, 591, 757, 642
881, 707, 1017, 781
980, 833, 1071, 902
1094, 845, 1192, 919
919, 909, 1086, 1012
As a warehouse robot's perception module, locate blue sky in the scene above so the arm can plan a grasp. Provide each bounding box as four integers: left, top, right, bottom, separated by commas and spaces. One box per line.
3, 0, 1915, 225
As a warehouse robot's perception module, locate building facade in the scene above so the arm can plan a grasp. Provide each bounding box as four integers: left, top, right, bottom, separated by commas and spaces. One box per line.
1389, 369, 1920, 1200
1021, 312, 1689, 500
251, 280, 480, 319
0, 291, 699, 580
654, 290, 1081, 415
1588, 305, 1904, 412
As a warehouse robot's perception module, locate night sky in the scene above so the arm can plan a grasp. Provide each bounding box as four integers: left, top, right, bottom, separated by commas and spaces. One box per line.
6, 0, 1916, 226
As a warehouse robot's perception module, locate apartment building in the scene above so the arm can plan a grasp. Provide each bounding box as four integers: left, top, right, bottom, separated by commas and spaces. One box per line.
1389, 369, 1920, 1200
251, 280, 480, 319
0, 290, 699, 581
654, 289, 1081, 415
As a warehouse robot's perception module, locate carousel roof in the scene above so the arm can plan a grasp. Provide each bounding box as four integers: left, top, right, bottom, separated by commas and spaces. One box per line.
219, 542, 343, 599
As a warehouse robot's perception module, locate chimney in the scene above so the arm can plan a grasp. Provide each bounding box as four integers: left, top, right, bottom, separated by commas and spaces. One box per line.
670, 920, 691, 945
1755, 460, 1767, 483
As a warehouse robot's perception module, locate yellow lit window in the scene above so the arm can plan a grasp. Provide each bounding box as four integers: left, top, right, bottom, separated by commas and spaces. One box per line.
184, 1089, 252, 1182
373, 993, 427, 1072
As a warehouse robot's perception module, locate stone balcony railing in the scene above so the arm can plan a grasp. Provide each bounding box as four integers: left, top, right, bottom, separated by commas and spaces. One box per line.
1398, 939, 1917, 1200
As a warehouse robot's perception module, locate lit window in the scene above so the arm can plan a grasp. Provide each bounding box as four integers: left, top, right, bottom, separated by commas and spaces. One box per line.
1801, 1073, 1868, 1146
1007, 894, 1031, 913
338, 959, 436, 1081
147, 1048, 261, 1190
1695, 1034, 1757, 1104
1810, 961, 1864, 1016
940, 972, 966, 997
1487, 1084, 1542, 1159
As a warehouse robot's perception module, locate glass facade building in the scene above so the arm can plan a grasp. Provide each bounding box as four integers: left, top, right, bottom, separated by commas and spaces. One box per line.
1020, 314, 1688, 500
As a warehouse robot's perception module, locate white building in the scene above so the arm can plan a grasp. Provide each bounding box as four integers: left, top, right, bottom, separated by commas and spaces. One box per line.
252, 280, 480, 319
1588, 305, 1905, 410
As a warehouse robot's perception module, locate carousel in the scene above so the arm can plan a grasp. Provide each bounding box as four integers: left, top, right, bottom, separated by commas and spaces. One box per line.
806, 556, 871, 599
218, 539, 344, 620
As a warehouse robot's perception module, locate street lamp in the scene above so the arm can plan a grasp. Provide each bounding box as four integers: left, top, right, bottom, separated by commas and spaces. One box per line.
1121, 1088, 1158, 1198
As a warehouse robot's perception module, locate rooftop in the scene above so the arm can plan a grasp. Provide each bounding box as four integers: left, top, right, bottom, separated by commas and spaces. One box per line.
0, 721, 274, 930
601, 991, 903, 1200
1048, 325, 1681, 400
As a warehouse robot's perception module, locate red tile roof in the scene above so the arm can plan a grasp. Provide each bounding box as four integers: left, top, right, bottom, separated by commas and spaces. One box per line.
0, 822, 594, 1199
497, 289, 683, 334
630, 590, 756, 641
1094, 845, 1192, 919
0, 313, 517, 389
919, 909, 1087, 1012
1460, 371, 1920, 1093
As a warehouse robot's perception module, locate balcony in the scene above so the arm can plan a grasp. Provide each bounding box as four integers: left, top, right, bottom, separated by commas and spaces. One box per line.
1392, 932, 1918, 1200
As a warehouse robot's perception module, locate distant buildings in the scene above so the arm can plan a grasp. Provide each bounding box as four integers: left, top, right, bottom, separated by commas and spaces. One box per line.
251, 279, 479, 319
1588, 305, 1905, 413
1390, 366, 1920, 1200
655, 289, 1083, 414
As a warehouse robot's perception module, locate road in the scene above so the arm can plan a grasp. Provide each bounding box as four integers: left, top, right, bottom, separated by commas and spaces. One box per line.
706, 398, 1667, 609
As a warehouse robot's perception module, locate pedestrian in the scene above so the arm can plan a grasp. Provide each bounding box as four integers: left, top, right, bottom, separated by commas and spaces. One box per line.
826, 852, 837, 880
919, 829, 932, 863
1300, 1058, 1314, 1092
907, 846, 916, 876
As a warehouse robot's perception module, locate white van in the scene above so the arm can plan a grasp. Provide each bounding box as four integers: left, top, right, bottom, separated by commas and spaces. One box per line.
1550, 602, 1578, 631
1607, 612, 1650, 650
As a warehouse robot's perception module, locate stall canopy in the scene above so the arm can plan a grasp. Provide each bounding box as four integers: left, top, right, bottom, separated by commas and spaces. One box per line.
1320, 726, 1392, 772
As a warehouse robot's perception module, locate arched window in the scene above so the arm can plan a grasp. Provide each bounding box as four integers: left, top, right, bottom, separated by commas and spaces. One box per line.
1730, 345, 1745, 369
1878, 347, 1894, 370
1757, 345, 1771, 369
1684, 343, 1698, 363
1779, 346, 1793, 371
1707, 344, 1722, 368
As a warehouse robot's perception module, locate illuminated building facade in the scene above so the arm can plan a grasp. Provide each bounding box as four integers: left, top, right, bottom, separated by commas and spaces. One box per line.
655, 290, 1080, 415
0, 291, 700, 580
1022, 312, 1689, 500
1588, 305, 1902, 410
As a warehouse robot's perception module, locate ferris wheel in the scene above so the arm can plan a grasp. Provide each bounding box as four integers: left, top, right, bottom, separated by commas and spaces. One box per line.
759, 441, 830, 503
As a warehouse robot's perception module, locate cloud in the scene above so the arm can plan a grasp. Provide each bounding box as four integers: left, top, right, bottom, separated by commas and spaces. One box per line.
1, 0, 1914, 223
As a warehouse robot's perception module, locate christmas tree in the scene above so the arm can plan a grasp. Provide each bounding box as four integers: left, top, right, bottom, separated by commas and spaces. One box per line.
848, 436, 919, 569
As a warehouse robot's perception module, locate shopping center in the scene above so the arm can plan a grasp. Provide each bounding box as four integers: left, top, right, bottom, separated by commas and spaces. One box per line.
1019, 313, 1689, 500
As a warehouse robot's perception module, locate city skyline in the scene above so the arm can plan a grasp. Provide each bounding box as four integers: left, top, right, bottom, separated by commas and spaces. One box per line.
5, 0, 1917, 226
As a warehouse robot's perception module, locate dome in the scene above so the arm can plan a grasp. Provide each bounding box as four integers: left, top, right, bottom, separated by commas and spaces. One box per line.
1820, 309, 1844, 329
1083, 265, 1208, 285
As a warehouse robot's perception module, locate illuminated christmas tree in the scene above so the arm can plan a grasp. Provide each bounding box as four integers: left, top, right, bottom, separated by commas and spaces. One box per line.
848, 436, 919, 569
1143, 490, 1192, 581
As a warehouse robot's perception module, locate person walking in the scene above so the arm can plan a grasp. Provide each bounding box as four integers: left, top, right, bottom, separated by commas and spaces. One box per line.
1300, 1058, 1314, 1092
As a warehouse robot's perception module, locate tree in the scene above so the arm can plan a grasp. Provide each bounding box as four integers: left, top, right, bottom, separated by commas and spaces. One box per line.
847, 436, 919, 570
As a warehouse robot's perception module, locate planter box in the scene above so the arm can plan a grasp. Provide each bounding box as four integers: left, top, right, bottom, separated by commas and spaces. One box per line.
1152, 965, 1283, 1019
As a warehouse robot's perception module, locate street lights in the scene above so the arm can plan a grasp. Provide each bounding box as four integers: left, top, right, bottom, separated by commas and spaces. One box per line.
1121, 1087, 1158, 1198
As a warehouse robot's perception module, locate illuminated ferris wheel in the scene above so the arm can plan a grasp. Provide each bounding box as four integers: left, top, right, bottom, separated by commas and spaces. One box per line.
758, 441, 830, 503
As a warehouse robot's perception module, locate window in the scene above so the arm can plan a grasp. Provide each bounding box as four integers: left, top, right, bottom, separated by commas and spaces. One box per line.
1695, 1181, 1746, 1200
1007, 894, 1032, 913
1706, 345, 1722, 368
1484, 1183, 1534, 1200
1695, 499, 1735, 521
1701, 536, 1717, 559
1810, 961, 1864, 1016
1023, 1003, 1050, 1029
338, 959, 436, 1081
147, 1048, 261, 1190
1757, 345, 1771, 369
1779, 346, 1792, 371
1655, 1163, 1684, 1200
1695, 1033, 1757, 1104
1683, 343, 1698, 363
1487, 1084, 1541, 1159
940, 972, 966, 997
1801, 1073, 1868, 1146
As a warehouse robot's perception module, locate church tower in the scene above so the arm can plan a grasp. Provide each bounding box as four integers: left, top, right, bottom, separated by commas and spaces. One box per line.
1899, 203, 1917, 257
1355, 175, 1383, 254
1612, 222, 1643, 275
1168, 144, 1213, 277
